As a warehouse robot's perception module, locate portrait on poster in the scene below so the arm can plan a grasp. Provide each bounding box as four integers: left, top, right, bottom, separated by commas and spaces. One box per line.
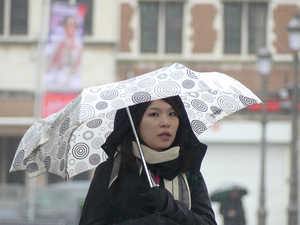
45, 2, 87, 92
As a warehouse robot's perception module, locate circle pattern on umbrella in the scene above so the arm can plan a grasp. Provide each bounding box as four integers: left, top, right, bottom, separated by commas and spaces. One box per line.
9, 63, 261, 180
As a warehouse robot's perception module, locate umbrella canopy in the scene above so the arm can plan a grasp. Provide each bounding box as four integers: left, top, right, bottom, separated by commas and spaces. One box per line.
210, 183, 248, 202
9, 63, 261, 180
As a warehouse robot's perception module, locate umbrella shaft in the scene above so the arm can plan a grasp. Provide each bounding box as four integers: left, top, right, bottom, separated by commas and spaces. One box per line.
125, 107, 154, 188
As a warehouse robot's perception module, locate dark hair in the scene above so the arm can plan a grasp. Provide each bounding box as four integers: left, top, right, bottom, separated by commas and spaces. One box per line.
118, 96, 191, 171
62, 16, 78, 29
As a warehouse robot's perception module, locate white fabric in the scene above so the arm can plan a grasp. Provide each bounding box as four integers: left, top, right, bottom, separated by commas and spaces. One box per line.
9, 63, 261, 180
132, 142, 191, 209
132, 142, 180, 164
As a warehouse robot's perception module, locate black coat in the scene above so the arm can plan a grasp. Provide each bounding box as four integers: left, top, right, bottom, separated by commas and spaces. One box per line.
79, 156, 217, 225
79, 98, 217, 225
220, 197, 246, 225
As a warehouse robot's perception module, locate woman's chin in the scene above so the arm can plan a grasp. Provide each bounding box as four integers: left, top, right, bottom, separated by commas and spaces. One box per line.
149, 143, 173, 152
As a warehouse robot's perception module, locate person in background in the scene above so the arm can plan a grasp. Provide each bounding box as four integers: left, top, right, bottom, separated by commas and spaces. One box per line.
220, 190, 246, 225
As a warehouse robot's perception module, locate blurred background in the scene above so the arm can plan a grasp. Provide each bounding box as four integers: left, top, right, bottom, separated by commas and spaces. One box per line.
0, 0, 300, 224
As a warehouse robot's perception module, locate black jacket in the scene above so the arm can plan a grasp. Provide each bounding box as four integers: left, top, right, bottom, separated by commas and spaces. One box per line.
79, 156, 216, 225
79, 98, 217, 225
220, 197, 246, 225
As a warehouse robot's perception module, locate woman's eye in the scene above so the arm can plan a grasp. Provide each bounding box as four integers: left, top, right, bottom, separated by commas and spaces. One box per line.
170, 112, 177, 116
149, 112, 158, 117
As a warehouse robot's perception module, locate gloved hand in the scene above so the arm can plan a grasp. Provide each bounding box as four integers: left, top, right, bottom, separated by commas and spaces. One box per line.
141, 187, 180, 216
140, 187, 175, 216
140, 187, 190, 223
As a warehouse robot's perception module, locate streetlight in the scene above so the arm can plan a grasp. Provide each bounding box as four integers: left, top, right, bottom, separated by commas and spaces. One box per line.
257, 47, 272, 225
287, 13, 300, 225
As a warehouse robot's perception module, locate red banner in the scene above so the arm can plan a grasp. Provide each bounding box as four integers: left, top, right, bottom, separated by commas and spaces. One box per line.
42, 93, 79, 118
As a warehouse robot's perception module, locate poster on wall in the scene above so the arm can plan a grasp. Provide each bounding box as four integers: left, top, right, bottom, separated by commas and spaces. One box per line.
45, 1, 87, 93
42, 2, 87, 118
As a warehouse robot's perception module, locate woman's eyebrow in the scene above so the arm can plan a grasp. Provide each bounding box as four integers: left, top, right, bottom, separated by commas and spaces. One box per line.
146, 107, 175, 112
146, 107, 161, 112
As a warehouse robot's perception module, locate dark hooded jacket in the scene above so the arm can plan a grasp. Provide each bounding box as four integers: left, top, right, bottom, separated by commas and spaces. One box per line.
220, 196, 246, 225
79, 97, 217, 225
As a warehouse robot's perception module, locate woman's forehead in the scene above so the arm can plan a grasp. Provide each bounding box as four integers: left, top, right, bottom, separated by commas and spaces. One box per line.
146, 100, 173, 109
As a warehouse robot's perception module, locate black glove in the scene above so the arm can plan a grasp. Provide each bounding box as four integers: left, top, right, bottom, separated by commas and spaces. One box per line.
140, 187, 190, 223
140, 187, 171, 215
112, 213, 179, 225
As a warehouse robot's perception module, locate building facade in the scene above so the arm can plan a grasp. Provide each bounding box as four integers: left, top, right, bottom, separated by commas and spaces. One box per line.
0, 0, 119, 186
117, 0, 299, 95
0, 1, 299, 221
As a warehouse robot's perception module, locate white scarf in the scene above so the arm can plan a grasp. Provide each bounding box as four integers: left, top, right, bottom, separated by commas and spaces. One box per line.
132, 142, 180, 164
109, 143, 191, 209
132, 142, 191, 209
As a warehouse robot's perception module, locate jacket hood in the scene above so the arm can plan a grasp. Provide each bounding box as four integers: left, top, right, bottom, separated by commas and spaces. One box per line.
101, 96, 207, 173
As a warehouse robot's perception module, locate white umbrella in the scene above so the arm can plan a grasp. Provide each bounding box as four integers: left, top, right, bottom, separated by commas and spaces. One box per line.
10, 63, 261, 180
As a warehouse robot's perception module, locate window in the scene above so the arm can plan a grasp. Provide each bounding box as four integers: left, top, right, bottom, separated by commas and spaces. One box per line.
0, 0, 28, 36
140, 3, 158, 53
10, 0, 28, 34
224, 1, 268, 54
0, 0, 4, 34
2, 137, 25, 185
140, 1, 183, 53
248, 3, 267, 53
224, 3, 242, 54
77, 0, 93, 35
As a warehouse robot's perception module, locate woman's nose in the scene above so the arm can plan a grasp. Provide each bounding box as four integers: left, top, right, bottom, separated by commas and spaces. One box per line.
160, 115, 170, 127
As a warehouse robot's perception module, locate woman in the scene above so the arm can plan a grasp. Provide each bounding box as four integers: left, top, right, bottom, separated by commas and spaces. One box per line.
79, 96, 217, 225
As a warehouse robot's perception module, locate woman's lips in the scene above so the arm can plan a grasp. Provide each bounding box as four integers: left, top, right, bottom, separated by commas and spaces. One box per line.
158, 132, 171, 140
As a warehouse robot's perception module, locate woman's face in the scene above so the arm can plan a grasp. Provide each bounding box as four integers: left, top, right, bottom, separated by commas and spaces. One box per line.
139, 100, 179, 151
65, 18, 77, 38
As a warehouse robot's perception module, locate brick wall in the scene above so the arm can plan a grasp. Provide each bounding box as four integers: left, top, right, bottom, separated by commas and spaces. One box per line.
190, 4, 217, 53
273, 4, 300, 54
119, 3, 134, 52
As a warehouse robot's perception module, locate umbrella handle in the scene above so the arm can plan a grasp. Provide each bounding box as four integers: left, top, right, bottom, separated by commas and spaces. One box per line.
126, 107, 154, 188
